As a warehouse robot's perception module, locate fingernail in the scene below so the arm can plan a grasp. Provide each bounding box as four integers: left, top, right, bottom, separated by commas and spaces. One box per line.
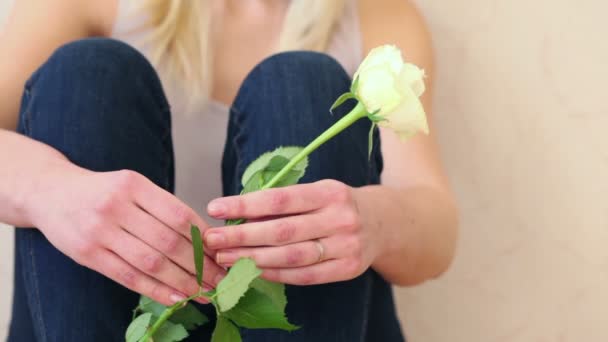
170, 293, 187, 304
208, 200, 227, 217
214, 273, 226, 286
206, 232, 226, 248
216, 251, 238, 265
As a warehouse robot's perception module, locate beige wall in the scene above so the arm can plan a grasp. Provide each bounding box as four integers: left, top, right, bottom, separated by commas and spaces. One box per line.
395, 0, 608, 341
1, 0, 607, 341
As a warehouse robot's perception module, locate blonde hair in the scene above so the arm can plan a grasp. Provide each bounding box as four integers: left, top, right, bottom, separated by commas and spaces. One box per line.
140, 0, 347, 107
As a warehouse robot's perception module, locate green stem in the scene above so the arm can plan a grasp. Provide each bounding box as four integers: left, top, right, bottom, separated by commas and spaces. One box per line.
138, 291, 207, 342
139, 302, 182, 342
262, 102, 367, 189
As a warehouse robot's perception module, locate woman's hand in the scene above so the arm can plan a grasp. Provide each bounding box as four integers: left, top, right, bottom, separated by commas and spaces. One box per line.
204, 179, 383, 285
24, 163, 226, 306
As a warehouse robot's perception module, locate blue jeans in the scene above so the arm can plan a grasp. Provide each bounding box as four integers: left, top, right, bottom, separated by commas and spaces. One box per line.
8, 38, 404, 342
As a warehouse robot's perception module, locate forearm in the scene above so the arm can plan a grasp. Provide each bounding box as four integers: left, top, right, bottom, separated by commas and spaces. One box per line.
0, 129, 73, 227
354, 184, 458, 286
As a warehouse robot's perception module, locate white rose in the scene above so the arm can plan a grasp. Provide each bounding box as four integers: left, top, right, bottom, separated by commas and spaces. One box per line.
353, 45, 429, 140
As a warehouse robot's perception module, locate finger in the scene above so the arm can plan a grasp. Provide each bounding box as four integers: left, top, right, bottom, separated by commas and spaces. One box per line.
261, 258, 364, 286
92, 248, 190, 306
117, 204, 198, 273
108, 229, 204, 298
247, 216, 283, 223
132, 174, 209, 237
115, 206, 227, 288
207, 180, 338, 219
200, 254, 228, 289
205, 212, 331, 249
215, 240, 327, 268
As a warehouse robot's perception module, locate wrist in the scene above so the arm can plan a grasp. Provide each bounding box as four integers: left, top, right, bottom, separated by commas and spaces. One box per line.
361, 184, 459, 285
17, 156, 83, 227
352, 185, 396, 260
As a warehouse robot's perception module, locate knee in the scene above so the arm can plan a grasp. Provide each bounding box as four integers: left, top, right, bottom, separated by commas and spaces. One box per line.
20, 38, 171, 146
246, 51, 350, 89
29, 38, 166, 110
233, 51, 353, 124
257, 51, 348, 77
45, 38, 155, 81
22, 38, 169, 129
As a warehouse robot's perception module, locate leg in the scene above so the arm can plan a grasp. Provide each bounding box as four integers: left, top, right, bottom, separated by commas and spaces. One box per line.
8, 38, 181, 341
222, 52, 404, 341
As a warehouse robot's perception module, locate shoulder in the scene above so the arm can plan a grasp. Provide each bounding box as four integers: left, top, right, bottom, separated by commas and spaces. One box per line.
357, 0, 434, 73
0, 0, 117, 130
5, 0, 117, 36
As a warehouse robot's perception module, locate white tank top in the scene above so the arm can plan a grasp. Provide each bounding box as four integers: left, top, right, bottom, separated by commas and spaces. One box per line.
111, 1, 364, 224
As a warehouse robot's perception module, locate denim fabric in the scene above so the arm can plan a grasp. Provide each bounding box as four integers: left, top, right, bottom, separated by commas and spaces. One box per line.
9, 38, 176, 342
223, 52, 403, 342
8, 38, 404, 342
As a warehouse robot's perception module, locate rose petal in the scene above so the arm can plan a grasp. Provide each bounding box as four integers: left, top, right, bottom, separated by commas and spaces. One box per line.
354, 45, 404, 81
353, 44, 429, 140
358, 65, 402, 115
377, 86, 429, 138
401, 63, 426, 97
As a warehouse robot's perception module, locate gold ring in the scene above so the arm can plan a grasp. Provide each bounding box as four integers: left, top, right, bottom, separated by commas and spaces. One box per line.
314, 239, 325, 263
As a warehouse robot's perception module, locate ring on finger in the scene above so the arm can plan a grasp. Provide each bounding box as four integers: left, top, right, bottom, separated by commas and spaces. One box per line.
313, 239, 325, 263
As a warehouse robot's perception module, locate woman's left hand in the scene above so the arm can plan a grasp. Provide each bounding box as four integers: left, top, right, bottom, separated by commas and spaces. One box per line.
204, 179, 382, 285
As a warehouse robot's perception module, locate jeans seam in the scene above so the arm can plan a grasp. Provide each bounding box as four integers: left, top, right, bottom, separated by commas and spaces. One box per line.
22, 62, 48, 130
358, 273, 372, 341
24, 233, 48, 342
21, 83, 36, 136
159, 107, 173, 191
229, 106, 245, 194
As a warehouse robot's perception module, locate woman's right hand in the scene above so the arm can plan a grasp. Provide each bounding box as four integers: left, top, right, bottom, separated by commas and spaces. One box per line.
23, 162, 226, 306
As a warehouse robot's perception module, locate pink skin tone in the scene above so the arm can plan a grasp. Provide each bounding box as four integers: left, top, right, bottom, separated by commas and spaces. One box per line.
204, 179, 381, 285
17, 160, 226, 306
